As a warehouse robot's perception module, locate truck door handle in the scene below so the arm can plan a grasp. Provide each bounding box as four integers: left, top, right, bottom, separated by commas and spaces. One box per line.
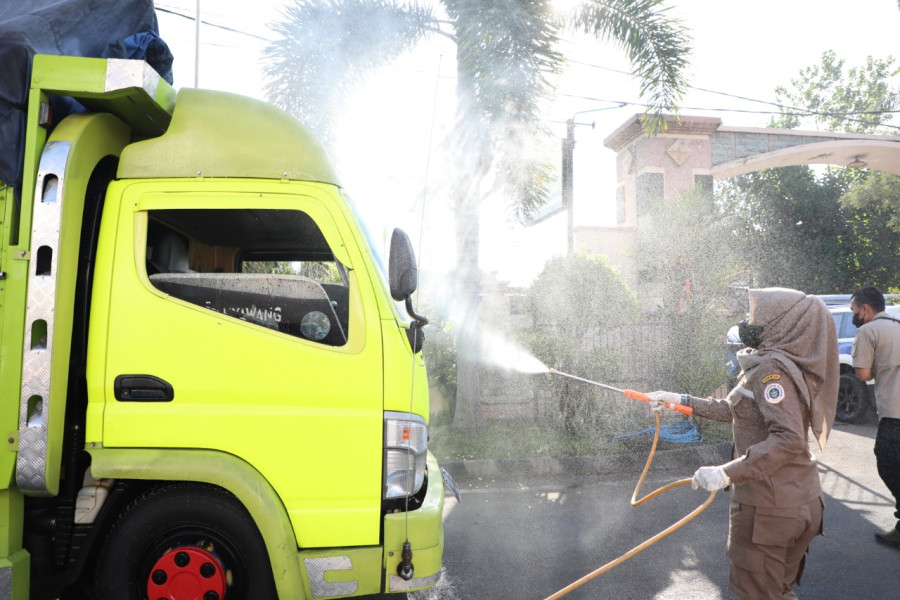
114, 375, 174, 402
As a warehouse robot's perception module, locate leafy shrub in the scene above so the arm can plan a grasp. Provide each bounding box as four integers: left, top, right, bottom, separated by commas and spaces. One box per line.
520, 253, 639, 436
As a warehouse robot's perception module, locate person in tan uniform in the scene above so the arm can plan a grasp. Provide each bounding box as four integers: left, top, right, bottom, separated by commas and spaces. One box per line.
649, 288, 839, 600
850, 286, 900, 546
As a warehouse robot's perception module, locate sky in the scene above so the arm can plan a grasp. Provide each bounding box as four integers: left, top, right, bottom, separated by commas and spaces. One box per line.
155, 0, 900, 287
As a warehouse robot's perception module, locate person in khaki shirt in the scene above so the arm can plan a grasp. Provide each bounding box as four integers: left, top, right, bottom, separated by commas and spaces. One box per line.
850, 286, 900, 547
649, 288, 838, 600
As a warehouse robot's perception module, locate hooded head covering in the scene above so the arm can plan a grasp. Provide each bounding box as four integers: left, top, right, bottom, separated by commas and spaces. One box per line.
740, 288, 839, 450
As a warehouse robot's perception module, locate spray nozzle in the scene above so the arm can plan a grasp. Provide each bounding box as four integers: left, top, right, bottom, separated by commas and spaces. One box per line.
548, 368, 693, 415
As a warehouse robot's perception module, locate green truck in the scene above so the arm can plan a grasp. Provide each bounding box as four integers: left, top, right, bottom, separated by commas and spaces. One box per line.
0, 51, 448, 599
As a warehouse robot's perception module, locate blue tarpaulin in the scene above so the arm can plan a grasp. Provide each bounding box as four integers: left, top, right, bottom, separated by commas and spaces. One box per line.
0, 0, 174, 190
612, 419, 704, 446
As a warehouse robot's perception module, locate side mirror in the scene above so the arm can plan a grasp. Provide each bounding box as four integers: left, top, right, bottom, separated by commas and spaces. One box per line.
389, 228, 418, 301
388, 229, 428, 348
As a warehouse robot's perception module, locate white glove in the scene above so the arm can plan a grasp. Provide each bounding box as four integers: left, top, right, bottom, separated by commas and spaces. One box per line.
646, 391, 682, 412
692, 466, 731, 491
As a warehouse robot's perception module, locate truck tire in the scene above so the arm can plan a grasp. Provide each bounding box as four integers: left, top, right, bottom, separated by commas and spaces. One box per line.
836, 373, 870, 423
93, 483, 277, 600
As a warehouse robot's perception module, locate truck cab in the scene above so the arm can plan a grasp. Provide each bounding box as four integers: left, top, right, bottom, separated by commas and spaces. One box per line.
0, 54, 446, 600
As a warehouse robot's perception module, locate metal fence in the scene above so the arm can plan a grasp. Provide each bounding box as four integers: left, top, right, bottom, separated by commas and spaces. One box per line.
478, 319, 673, 425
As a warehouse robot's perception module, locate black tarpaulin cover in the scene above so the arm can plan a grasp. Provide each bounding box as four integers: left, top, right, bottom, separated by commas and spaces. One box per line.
0, 0, 174, 190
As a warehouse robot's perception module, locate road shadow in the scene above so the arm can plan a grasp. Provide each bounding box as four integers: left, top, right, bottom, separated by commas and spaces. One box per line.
430, 423, 900, 600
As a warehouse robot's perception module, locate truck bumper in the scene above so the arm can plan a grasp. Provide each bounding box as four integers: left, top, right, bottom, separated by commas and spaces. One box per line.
298, 453, 447, 598
383, 452, 446, 592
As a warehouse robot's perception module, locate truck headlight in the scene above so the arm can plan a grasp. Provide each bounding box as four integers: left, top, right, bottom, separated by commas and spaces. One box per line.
384, 412, 428, 499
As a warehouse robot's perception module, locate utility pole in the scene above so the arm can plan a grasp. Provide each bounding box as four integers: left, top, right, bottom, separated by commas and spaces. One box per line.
561, 104, 625, 255
562, 118, 575, 254
194, 0, 201, 87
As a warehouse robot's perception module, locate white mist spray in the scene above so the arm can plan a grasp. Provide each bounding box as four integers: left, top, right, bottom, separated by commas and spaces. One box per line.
479, 328, 549, 374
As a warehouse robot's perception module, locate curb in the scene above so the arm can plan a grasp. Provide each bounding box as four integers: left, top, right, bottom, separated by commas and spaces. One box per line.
440, 441, 733, 483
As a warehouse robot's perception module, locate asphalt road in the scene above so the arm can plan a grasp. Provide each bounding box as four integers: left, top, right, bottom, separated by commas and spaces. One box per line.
414, 420, 900, 600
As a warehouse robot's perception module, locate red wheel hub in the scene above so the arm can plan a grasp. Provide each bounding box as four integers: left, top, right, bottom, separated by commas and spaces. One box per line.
147, 545, 227, 600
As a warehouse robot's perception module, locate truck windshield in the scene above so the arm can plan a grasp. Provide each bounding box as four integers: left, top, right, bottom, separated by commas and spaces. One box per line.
344, 194, 388, 281
343, 194, 415, 321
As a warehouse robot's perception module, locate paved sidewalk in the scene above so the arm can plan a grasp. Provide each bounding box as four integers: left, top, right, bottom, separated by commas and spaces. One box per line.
441, 440, 733, 483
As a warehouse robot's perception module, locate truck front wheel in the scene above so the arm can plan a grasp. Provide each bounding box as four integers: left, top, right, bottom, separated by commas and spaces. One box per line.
93, 483, 277, 600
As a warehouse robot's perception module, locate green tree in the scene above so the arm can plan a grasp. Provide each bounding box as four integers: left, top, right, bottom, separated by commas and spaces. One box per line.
264, 0, 691, 429
771, 50, 900, 133
634, 188, 741, 395
839, 171, 900, 288
718, 167, 853, 292
841, 171, 900, 234
718, 51, 900, 292
522, 252, 637, 436
422, 321, 457, 418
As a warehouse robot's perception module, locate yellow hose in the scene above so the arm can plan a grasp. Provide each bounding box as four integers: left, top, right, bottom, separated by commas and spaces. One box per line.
542, 412, 717, 600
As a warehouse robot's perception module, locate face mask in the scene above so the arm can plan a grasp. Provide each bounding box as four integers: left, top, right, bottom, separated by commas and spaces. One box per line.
852, 311, 865, 328
738, 319, 764, 349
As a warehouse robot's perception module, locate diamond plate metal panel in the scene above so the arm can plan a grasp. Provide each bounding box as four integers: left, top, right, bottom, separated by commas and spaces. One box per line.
303, 556, 358, 597
106, 58, 159, 99
389, 570, 442, 592
17, 141, 69, 495
0, 566, 12, 597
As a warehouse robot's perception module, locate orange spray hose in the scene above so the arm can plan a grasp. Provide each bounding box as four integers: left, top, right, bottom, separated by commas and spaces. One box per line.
547, 369, 694, 416
542, 371, 718, 600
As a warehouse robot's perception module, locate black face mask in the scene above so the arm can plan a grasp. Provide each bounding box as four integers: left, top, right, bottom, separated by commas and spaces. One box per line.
852, 312, 865, 328
738, 320, 764, 349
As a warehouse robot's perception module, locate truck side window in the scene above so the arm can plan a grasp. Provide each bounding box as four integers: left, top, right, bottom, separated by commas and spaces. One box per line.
145, 209, 349, 346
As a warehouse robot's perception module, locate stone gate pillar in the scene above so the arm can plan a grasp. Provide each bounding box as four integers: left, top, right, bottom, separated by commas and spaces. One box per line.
603, 114, 721, 226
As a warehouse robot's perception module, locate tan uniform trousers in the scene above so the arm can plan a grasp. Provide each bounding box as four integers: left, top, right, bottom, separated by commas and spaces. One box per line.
726, 496, 824, 600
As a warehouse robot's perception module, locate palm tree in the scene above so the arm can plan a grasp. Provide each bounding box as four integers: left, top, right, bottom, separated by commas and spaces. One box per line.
264, 0, 691, 429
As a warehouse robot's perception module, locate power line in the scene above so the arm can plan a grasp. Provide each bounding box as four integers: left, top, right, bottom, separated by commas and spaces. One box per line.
152, 9, 900, 131
565, 58, 900, 131
156, 5, 273, 42
567, 59, 791, 109
557, 91, 900, 120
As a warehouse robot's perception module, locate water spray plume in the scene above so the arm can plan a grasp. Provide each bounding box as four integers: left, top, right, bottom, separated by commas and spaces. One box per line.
479, 329, 548, 374
548, 368, 693, 416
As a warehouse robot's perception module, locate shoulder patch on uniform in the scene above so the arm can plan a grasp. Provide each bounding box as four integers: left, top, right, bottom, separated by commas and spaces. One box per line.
762, 373, 781, 383
764, 383, 785, 404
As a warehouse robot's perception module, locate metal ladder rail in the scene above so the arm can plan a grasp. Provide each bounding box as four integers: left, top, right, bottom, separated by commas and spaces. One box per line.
17, 141, 69, 496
